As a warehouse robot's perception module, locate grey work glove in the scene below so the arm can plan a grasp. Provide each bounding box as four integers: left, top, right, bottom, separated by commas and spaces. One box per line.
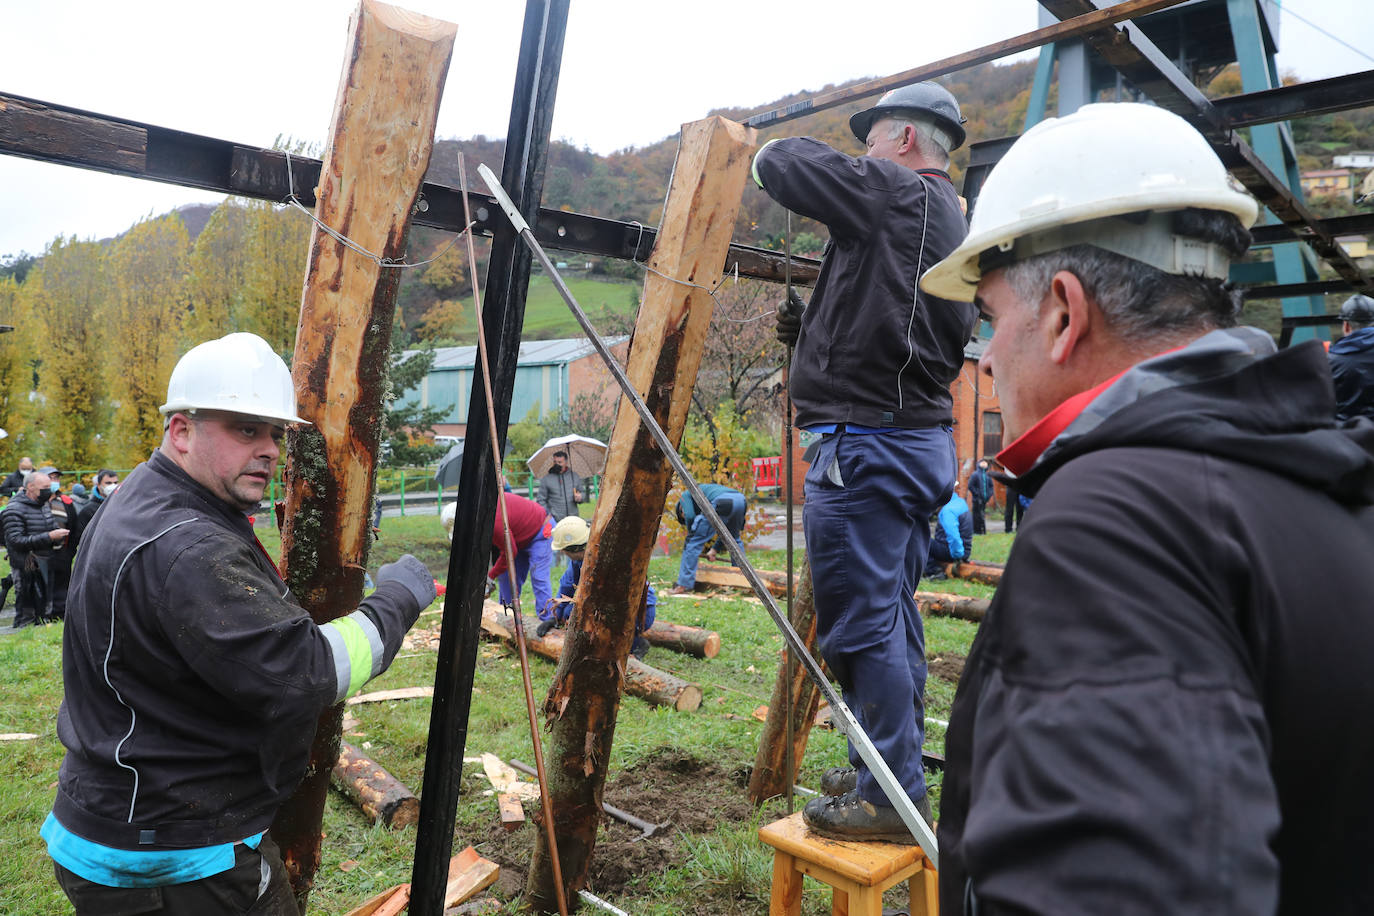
535, 617, 556, 638
376, 554, 437, 609
777, 291, 806, 347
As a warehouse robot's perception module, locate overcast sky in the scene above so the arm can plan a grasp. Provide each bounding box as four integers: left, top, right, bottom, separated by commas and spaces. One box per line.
2, 0, 1371, 258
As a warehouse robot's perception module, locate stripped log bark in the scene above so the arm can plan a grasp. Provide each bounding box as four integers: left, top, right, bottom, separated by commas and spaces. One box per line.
950, 560, 1004, 586
643, 619, 721, 658
270, 2, 455, 906
525, 117, 756, 913
748, 556, 825, 804
696, 562, 787, 596
916, 590, 990, 623
481, 605, 703, 711
331, 740, 420, 829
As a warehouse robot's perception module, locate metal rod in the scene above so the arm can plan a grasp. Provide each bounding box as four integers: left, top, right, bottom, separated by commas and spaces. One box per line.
479, 163, 939, 865
577, 889, 631, 916
460, 154, 569, 916
783, 210, 796, 816
742, 0, 1189, 128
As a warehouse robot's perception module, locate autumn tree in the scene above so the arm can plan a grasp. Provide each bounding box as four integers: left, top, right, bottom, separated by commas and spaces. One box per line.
240, 202, 312, 356
24, 237, 109, 468
186, 201, 253, 343
104, 214, 191, 464
0, 274, 33, 469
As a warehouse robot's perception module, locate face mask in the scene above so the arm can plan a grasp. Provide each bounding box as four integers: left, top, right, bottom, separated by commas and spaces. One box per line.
49, 481, 60, 493
20, 469, 31, 481
100, 483, 117, 497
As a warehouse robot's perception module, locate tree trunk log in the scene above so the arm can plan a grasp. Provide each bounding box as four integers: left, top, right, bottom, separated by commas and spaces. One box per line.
271, 2, 455, 908
525, 117, 756, 912
950, 560, 1003, 586
695, 562, 787, 596
748, 556, 824, 805
332, 740, 420, 829
481, 606, 703, 711
642, 619, 721, 658
916, 590, 990, 623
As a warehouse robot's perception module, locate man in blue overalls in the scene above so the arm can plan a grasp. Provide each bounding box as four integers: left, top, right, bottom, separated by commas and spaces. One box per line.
753, 81, 976, 842
669, 483, 747, 594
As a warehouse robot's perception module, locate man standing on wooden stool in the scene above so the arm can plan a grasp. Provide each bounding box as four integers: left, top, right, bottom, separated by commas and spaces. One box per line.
922, 103, 1374, 913
752, 82, 976, 842
41, 333, 435, 914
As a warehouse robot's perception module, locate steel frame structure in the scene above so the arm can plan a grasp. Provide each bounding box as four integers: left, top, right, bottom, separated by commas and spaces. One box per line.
4, 2, 1374, 912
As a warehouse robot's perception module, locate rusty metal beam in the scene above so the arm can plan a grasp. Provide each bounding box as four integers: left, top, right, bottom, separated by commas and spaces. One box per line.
742, 0, 1191, 129
0, 91, 818, 286
1211, 69, 1374, 128
1038, 0, 1371, 293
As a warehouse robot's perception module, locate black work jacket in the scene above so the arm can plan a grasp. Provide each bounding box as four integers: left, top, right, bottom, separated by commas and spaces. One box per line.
53, 450, 420, 850
754, 138, 975, 429
940, 329, 1374, 915
3, 490, 61, 565
1330, 325, 1374, 421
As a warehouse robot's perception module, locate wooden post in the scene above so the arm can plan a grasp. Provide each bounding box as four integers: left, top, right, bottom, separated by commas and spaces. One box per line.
271, 2, 455, 907
642, 619, 721, 658
749, 556, 824, 804
524, 116, 756, 912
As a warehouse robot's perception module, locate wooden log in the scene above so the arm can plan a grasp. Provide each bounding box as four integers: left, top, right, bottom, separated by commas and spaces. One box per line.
696, 562, 787, 596
950, 560, 1004, 586
331, 739, 421, 830
643, 619, 721, 658
481, 605, 704, 712
916, 590, 990, 623
527, 116, 756, 912
749, 556, 825, 804
343, 884, 409, 916
270, 2, 455, 906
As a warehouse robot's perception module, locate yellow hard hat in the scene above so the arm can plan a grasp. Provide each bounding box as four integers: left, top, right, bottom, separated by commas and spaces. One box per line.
551, 516, 590, 552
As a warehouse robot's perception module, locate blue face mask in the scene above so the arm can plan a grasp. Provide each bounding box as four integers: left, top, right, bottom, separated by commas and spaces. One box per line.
49, 482, 60, 493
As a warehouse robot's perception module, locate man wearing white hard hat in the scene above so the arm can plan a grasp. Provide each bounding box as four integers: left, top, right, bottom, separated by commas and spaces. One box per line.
922, 103, 1374, 914
42, 332, 437, 914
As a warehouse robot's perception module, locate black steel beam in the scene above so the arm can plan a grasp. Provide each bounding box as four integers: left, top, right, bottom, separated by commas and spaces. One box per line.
1039, 0, 1371, 293
1241, 278, 1357, 299
1212, 69, 1374, 128
408, 3, 569, 914
1249, 212, 1374, 246
0, 91, 818, 286
1277, 312, 1344, 348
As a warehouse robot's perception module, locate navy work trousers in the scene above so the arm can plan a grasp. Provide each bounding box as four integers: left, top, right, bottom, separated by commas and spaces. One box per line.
803, 427, 955, 806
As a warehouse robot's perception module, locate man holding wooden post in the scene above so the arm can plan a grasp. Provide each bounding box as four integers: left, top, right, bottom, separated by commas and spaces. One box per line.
752, 82, 977, 842
41, 333, 435, 914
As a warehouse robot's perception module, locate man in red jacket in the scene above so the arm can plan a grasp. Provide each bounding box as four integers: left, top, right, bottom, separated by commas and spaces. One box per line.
489, 490, 554, 618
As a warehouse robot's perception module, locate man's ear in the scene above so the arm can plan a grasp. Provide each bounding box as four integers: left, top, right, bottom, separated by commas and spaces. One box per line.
164, 413, 194, 455
899, 123, 917, 155
1045, 270, 1092, 365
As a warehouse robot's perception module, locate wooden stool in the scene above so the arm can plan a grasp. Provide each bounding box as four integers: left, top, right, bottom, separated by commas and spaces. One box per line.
758, 811, 938, 916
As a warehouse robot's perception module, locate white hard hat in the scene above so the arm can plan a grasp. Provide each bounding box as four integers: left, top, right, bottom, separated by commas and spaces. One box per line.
921, 103, 1259, 302
441, 501, 457, 541
551, 515, 590, 552
160, 332, 306, 425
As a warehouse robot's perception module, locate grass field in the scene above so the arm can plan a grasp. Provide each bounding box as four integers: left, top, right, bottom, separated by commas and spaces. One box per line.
0, 510, 1012, 914
446, 272, 640, 344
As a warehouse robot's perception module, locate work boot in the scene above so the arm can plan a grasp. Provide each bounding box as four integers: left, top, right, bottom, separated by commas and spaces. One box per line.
630, 635, 650, 660
801, 790, 932, 845
820, 766, 857, 796
668, 584, 693, 596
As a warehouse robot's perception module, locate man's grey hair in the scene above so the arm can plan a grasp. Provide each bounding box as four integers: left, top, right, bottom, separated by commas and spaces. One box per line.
1003, 208, 1252, 344
882, 117, 952, 167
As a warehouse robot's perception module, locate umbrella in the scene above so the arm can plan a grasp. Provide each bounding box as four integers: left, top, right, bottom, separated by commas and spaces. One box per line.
435, 441, 465, 490
526, 434, 608, 478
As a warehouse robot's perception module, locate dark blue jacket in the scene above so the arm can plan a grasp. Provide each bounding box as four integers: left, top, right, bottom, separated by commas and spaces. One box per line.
932, 493, 973, 560
1330, 325, 1374, 421
556, 558, 656, 633
753, 138, 976, 429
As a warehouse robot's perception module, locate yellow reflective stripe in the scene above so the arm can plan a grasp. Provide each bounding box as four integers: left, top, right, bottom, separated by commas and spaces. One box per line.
323, 615, 375, 700
751, 138, 783, 189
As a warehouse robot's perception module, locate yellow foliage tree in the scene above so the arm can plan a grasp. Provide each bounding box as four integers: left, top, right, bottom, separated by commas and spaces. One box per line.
104, 214, 191, 464
239, 202, 311, 357
25, 237, 108, 469
0, 275, 35, 470
186, 201, 253, 343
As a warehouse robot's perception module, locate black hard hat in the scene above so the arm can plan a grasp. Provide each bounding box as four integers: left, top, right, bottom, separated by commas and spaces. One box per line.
1339, 293, 1374, 322
849, 81, 966, 150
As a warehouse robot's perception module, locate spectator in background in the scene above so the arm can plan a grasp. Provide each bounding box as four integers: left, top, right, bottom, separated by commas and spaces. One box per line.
489, 490, 555, 618
542, 516, 656, 658
924, 491, 973, 580
1330, 293, 1374, 421
3, 470, 68, 626
39, 467, 81, 619
536, 450, 584, 523
1003, 482, 1025, 533
77, 469, 118, 530
669, 484, 747, 595
967, 458, 994, 535
0, 456, 34, 498
69, 483, 90, 513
